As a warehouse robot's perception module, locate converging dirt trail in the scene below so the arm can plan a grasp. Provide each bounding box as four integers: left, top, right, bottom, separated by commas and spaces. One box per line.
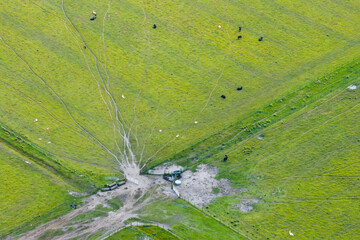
9, 164, 241, 239
11, 175, 175, 240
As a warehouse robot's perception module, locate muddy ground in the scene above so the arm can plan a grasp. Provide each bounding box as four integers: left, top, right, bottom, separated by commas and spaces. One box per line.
176, 164, 246, 207
9, 164, 242, 239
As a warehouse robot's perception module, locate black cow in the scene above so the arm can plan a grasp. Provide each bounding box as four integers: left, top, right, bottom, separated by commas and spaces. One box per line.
90, 16, 97, 21
237, 35, 242, 40
237, 87, 243, 90
221, 95, 226, 99
153, 24, 157, 29
259, 37, 263, 41
223, 155, 228, 162
239, 27, 242, 32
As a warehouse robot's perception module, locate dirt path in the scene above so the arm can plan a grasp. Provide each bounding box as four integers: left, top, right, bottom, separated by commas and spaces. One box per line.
176, 164, 245, 207
11, 175, 176, 240
9, 164, 241, 239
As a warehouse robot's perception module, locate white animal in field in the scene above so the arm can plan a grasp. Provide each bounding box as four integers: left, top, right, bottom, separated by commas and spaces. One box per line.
289, 231, 294, 236
34, 118, 38, 122
159, 129, 162, 132
92, 10, 97, 15
218, 25, 221, 29
194, 121, 198, 124
176, 134, 179, 138
347, 84, 357, 90
122, 94, 125, 99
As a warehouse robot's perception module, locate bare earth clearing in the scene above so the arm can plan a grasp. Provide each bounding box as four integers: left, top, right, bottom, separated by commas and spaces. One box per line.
176, 164, 246, 208
10, 164, 241, 239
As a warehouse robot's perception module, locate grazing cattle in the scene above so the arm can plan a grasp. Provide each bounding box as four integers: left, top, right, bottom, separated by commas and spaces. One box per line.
90, 16, 96, 21
84, 46, 86, 49
223, 155, 228, 162
237, 35, 242, 40
221, 95, 226, 99
259, 37, 263, 41
218, 25, 222, 29
237, 87, 243, 90
239, 26, 242, 32
153, 24, 157, 29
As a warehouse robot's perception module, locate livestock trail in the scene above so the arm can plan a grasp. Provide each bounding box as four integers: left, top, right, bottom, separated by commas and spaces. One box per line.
1, 0, 359, 181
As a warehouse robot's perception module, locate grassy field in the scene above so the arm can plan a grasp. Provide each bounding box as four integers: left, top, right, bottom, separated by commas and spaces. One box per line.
200, 74, 360, 239
136, 198, 245, 239
1, 0, 360, 238
106, 225, 180, 240
0, 140, 80, 237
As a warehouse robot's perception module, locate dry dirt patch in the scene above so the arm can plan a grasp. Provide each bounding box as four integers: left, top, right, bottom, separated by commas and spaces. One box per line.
232, 198, 259, 213
176, 164, 245, 208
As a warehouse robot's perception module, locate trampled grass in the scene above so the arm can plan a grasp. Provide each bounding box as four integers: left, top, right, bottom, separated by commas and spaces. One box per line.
1, 0, 360, 238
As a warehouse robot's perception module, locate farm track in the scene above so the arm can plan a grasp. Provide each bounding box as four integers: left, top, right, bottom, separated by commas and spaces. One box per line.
61, 0, 138, 168
11, 176, 176, 240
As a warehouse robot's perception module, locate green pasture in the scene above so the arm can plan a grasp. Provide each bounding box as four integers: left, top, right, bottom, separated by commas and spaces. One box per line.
1, 0, 360, 169
106, 225, 180, 240
0, 0, 360, 238
202, 75, 360, 239
137, 198, 245, 239
0, 141, 79, 237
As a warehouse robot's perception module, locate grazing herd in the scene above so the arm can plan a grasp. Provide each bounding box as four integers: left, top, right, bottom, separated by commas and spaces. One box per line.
88, 12, 263, 164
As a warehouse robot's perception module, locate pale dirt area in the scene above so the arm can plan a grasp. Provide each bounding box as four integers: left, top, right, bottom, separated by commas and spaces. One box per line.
8, 164, 241, 239
232, 198, 259, 213
176, 164, 246, 208
10, 175, 175, 240
147, 163, 184, 175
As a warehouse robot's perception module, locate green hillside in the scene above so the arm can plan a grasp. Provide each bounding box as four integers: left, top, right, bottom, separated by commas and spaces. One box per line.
1, 0, 359, 238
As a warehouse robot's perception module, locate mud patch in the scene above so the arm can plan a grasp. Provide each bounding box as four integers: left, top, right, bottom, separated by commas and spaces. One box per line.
68, 191, 89, 197
232, 198, 259, 213
148, 163, 184, 175
176, 164, 245, 208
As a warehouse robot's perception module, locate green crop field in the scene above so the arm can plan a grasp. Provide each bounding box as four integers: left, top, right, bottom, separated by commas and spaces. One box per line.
1, 0, 359, 238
